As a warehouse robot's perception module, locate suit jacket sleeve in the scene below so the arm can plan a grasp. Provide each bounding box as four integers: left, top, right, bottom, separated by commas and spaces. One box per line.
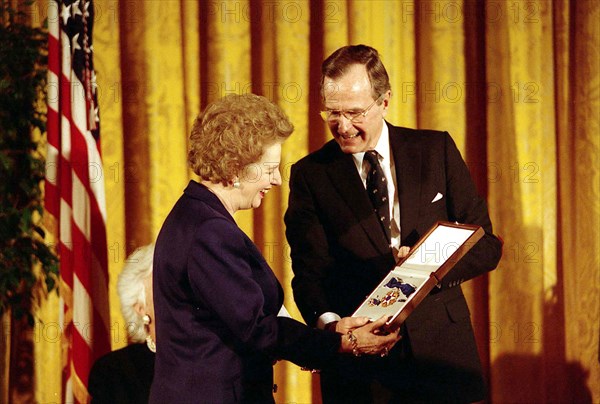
435, 132, 502, 288
188, 217, 277, 352
187, 217, 340, 368
285, 163, 337, 327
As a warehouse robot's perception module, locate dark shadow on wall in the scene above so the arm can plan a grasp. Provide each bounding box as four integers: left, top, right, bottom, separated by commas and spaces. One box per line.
492, 354, 592, 403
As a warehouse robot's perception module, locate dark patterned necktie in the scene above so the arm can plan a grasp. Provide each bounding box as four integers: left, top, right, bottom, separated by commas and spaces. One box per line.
364, 151, 391, 241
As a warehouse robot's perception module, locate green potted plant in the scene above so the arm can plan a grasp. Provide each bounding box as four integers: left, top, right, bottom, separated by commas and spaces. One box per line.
0, 0, 58, 402
0, 1, 59, 400
0, 0, 59, 324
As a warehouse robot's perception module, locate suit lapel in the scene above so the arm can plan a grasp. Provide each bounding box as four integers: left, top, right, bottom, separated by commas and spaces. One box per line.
325, 143, 391, 255
389, 124, 422, 243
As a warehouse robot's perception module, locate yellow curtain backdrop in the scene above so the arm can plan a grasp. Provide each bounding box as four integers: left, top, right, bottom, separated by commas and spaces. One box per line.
24, 0, 599, 403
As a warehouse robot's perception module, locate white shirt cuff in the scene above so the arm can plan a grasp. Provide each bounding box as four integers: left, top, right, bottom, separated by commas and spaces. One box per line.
316, 312, 342, 330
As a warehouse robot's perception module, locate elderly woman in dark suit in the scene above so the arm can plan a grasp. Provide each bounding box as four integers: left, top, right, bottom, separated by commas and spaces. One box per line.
149, 94, 400, 403
88, 244, 155, 403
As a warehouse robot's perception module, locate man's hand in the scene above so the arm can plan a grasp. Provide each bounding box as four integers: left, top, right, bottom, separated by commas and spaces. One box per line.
333, 316, 369, 334
338, 316, 401, 357
397, 246, 410, 259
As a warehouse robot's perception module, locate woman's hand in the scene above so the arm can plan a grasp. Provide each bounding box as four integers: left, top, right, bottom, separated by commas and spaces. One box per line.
338, 315, 401, 357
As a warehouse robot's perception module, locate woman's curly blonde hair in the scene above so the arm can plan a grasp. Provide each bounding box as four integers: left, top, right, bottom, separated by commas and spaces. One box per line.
188, 94, 294, 185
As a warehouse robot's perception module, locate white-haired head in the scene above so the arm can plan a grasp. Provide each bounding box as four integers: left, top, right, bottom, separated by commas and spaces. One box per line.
117, 243, 154, 343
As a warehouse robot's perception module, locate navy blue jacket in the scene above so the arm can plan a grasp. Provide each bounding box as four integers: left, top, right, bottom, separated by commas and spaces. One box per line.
150, 181, 340, 403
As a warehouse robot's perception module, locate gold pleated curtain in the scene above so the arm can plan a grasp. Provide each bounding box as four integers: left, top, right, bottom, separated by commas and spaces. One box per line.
30, 0, 599, 403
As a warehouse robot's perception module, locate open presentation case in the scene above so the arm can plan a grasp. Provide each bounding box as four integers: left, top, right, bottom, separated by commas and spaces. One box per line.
352, 221, 484, 328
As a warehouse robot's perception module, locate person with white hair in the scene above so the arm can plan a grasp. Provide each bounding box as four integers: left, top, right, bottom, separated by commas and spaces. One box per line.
88, 243, 155, 404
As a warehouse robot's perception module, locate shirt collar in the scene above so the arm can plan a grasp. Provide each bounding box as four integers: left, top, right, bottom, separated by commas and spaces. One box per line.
352, 120, 390, 167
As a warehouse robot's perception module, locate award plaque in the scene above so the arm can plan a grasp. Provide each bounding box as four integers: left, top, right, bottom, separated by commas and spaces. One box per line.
353, 221, 484, 328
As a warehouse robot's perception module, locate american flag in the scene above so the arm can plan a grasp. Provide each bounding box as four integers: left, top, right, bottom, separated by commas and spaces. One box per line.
45, 0, 110, 402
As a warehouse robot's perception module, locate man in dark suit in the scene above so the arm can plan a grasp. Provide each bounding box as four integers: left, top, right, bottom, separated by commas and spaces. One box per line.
284, 45, 503, 403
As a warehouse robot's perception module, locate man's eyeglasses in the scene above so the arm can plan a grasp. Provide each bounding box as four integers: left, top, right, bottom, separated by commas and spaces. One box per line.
320, 94, 384, 124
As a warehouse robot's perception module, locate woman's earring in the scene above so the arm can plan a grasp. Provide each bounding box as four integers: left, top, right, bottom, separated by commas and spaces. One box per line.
142, 314, 156, 352
233, 180, 240, 189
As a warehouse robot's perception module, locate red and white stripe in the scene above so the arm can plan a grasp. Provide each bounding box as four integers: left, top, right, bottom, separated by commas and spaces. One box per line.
46, 1, 110, 402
